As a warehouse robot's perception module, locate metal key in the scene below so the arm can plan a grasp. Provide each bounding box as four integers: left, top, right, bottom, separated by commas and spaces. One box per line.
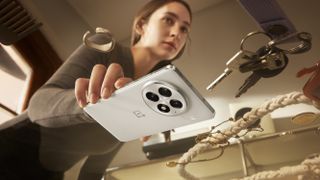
235, 73, 261, 98
239, 48, 286, 73
226, 50, 259, 70
236, 46, 289, 97
206, 50, 257, 91
206, 68, 232, 91
267, 32, 312, 54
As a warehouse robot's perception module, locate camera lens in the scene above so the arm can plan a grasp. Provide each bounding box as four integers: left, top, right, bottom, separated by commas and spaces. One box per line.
158, 87, 172, 97
170, 99, 183, 109
146, 92, 159, 102
157, 104, 170, 113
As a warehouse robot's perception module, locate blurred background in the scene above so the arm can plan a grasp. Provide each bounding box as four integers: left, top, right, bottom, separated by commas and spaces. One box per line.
1, 0, 320, 179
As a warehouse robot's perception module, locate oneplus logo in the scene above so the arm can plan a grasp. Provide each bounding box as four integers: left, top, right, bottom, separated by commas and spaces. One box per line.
133, 111, 145, 118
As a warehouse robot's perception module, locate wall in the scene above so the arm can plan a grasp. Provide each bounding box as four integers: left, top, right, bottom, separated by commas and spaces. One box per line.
19, 0, 93, 60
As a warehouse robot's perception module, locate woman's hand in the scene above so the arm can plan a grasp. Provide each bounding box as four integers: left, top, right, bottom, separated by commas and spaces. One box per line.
140, 136, 151, 142
75, 63, 132, 108
75, 63, 151, 142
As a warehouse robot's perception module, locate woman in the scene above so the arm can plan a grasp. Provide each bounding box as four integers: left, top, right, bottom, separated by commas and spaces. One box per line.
0, 0, 192, 179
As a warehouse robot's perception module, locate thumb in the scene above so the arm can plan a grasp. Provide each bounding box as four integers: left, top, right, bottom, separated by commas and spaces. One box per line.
140, 136, 151, 142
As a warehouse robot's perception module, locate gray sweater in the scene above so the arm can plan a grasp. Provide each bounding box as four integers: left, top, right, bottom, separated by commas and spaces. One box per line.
27, 34, 134, 178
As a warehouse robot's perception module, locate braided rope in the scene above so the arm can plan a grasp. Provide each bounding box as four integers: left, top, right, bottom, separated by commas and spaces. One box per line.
234, 154, 320, 180
176, 91, 319, 179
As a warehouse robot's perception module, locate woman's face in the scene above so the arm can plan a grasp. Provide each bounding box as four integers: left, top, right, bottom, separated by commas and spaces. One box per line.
138, 2, 191, 60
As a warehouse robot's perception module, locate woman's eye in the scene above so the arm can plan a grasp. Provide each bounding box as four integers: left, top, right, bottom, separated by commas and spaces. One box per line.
180, 26, 189, 34
163, 17, 174, 25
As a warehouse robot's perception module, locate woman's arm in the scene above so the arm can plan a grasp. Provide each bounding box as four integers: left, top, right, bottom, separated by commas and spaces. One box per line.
28, 34, 111, 127
78, 143, 122, 180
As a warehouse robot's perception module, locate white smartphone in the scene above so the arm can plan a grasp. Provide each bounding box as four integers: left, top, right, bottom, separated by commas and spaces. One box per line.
84, 65, 215, 142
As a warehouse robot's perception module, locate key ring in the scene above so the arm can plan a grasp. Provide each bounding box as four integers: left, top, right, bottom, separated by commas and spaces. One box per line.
239, 31, 273, 53
238, 31, 287, 74
267, 32, 312, 54
83, 27, 115, 53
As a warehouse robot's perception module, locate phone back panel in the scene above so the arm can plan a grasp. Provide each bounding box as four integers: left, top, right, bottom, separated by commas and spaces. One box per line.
84, 65, 215, 141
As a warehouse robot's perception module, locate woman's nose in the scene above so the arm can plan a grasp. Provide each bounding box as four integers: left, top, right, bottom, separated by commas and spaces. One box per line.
170, 24, 181, 38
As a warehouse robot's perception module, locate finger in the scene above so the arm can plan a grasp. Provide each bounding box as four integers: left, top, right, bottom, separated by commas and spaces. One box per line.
140, 136, 151, 142
114, 77, 133, 89
75, 78, 89, 108
101, 63, 124, 98
88, 64, 107, 103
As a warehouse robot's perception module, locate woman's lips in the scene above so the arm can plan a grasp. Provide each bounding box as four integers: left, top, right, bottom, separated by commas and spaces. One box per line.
163, 41, 176, 50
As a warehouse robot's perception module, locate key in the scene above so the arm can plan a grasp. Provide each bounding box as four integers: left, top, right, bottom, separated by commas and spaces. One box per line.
206, 50, 257, 91
263, 51, 286, 70
226, 50, 258, 70
267, 32, 312, 54
239, 50, 286, 73
235, 73, 261, 98
206, 68, 232, 91
254, 48, 288, 79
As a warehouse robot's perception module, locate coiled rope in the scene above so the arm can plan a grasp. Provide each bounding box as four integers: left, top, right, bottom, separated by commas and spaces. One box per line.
174, 92, 319, 180
233, 154, 320, 180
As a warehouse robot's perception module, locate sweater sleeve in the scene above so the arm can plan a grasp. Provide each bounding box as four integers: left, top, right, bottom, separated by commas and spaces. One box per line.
78, 143, 122, 180
28, 34, 112, 127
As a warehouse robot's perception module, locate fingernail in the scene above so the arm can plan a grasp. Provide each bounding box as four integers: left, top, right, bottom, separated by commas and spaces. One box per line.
79, 100, 85, 108
114, 82, 120, 89
90, 93, 96, 103
142, 136, 149, 142
102, 88, 109, 99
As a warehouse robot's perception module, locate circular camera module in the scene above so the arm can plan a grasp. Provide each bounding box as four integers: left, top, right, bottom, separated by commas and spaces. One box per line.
146, 92, 159, 102
158, 87, 172, 97
157, 104, 170, 113
170, 99, 183, 109
142, 81, 187, 116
